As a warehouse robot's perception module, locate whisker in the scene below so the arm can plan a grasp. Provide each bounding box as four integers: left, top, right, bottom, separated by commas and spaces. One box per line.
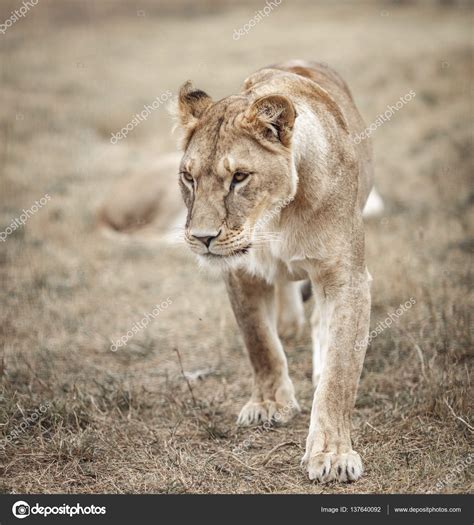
252, 232, 282, 238
251, 238, 282, 244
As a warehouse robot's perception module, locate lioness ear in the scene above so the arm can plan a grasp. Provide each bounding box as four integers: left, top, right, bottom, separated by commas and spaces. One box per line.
177, 81, 213, 130
243, 94, 296, 148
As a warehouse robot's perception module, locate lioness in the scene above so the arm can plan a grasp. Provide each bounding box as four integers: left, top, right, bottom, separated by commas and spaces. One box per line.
174, 60, 375, 483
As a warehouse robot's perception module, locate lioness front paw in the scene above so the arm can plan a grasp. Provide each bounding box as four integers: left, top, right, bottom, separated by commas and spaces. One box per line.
301, 449, 363, 483
237, 381, 300, 426
237, 398, 299, 426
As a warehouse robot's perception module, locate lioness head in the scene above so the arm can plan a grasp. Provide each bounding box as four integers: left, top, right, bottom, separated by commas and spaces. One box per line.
175, 81, 297, 267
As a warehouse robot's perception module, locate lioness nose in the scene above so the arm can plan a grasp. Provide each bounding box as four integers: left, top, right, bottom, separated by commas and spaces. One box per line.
191, 230, 221, 248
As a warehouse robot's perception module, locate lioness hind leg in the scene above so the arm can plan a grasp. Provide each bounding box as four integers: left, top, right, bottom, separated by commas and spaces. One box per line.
224, 269, 300, 426
276, 279, 305, 339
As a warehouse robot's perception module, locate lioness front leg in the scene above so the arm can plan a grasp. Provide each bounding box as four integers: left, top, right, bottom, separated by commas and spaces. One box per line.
302, 269, 370, 482
224, 268, 300, 426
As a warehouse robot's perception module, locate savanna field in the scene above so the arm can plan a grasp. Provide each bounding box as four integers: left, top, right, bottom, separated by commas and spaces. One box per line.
0, 0, 472, 493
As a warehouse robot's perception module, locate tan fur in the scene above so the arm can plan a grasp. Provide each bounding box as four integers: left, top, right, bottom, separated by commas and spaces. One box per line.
98, 152, 184, 235
175, 60, 374, 483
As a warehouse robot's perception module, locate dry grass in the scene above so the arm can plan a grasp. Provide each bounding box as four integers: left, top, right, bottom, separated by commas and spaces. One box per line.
0, 0, 472, 493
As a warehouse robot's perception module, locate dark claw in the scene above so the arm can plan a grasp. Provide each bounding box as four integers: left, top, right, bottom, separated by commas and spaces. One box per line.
337, 466, 342, 476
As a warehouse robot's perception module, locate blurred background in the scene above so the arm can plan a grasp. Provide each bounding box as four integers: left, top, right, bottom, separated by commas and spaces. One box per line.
0, 0, 472, 494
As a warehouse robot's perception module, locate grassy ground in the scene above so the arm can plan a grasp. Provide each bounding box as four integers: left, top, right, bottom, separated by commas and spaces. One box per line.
0, 1, 472, 493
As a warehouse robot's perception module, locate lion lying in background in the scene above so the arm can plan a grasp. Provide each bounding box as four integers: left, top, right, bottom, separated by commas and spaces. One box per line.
98, 152, 184, 237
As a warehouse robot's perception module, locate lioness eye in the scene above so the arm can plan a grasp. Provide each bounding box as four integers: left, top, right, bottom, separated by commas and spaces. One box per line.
231, 172, 249, 187
181, 171, 194, 183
